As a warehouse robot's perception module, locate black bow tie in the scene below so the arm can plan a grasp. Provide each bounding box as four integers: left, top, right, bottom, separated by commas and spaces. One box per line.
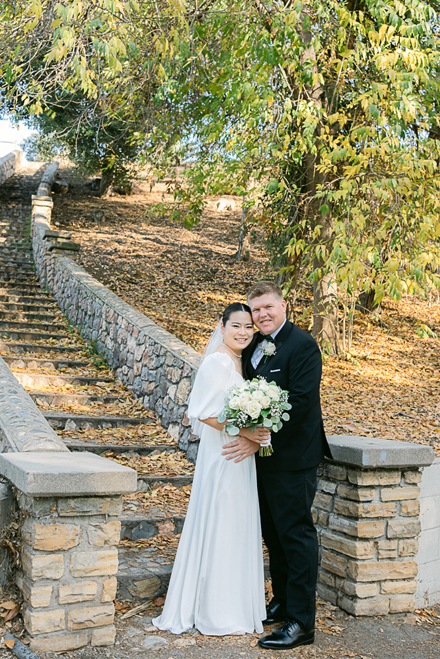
256, 333, 275, 344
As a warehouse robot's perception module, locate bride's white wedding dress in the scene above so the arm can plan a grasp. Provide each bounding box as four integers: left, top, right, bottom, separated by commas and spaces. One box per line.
152, 352, 265, 635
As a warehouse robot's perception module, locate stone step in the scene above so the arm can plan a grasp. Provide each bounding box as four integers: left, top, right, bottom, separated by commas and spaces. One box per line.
14, 372, 114, 388
0, 250, 33, 258
3, 355, 89, 370
117, 545, 270, 602
44, 412, 155, 430
0, 288, 47, 297
0, 271, 36, 280
120, 512, 184, 541
0, 281, 40, 289
0, 341, 80, 355
0, 258, 34, 267
137, 475, 193, 490
0, 266, 36, 274
0, 293, 54, 305
0, 301, 56, 313
0, 311, 57, 322
0, 266, 35, 275
65, 441, 176, 455
117, 548, 172, 602
0, 243, 31, 250
0, 329, 71, 342
30, 391, 123, 406
0, 319, 65, 332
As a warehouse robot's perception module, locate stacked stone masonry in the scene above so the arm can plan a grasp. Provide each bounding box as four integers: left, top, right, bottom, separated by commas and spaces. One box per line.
18, 493, 121, 652
31, 170, 202, 461
0, 150, 24, 186
313, 463, 423, 615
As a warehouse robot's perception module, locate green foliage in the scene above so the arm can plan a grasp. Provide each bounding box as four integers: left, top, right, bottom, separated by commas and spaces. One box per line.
415, 324, 438, 339
2, 0, 440, 348
21, 132, 69, 162
86, 340, 109, 370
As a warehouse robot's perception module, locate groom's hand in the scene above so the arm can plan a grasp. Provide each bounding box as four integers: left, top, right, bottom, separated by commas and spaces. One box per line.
222, 437, 260, 463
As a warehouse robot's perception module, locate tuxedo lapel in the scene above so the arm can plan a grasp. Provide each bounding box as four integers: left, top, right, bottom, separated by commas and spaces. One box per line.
254, 321, 293, 377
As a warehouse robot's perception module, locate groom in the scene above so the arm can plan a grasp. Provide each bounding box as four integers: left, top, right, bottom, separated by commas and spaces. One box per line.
222, 281, 331, 650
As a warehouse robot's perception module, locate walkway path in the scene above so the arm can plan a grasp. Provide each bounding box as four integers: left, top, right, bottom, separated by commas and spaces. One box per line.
0, 162, 192, 605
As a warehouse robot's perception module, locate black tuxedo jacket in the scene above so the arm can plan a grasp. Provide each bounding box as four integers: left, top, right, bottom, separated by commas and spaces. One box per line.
242, 320, 332, 473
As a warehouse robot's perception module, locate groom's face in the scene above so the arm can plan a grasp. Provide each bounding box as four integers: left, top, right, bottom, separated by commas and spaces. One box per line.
250, 293, 287, 336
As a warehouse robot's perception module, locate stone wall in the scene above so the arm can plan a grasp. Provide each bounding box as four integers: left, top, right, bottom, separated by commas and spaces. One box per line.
315, 436, 434, 616
31, 168, 201, 460
416, 456, 440, 607
0, 451, 136, 652
17, 493, 121, 652
0, 355, 67, 453
0, 150, 24, 185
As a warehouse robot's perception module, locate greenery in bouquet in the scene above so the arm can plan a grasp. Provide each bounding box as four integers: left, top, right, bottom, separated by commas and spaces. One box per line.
218, 377, 292, 456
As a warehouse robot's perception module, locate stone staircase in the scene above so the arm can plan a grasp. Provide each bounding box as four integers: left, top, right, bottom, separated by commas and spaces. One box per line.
0, 164, 192, 604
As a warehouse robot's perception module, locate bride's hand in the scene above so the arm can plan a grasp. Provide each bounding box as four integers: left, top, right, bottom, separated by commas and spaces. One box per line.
239, 426, 271, 444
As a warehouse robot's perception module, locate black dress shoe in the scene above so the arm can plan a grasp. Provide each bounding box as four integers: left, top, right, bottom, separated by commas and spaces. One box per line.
263, 598, 288, 625
258, 620, 314, 649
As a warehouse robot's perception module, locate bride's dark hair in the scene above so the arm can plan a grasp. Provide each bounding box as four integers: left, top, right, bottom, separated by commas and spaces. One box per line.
222, 302, 252, 326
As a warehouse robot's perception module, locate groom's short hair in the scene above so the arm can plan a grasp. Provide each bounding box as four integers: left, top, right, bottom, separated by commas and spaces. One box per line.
247, 281, 284, 303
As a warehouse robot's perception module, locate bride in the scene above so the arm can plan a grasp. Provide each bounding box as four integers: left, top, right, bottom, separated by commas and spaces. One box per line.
152, 302, 269, 636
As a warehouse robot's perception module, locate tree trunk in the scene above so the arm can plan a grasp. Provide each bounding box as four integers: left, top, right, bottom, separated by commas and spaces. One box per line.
235, 206, 250, 261
99, 160, 115, 197
312, 268, 339, 353
356, 289, 379, 313
298, 11, 339, 354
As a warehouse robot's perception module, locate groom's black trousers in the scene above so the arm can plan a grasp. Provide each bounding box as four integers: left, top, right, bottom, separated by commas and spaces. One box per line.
257, 466, 318, 631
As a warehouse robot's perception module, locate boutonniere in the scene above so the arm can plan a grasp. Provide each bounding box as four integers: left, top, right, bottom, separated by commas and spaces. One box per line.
261, 342, 276, 363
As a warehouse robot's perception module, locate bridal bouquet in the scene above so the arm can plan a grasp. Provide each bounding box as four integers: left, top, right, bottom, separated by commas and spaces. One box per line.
218, 376, 292, 456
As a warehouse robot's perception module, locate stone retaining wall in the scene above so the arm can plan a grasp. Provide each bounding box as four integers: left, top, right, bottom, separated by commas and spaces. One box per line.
31, 166, 201, 460
314, 436, 434, 615
0, 150, 24, 185
0, 451, 136, 652
17, 493, 120, 652
0, 356, 67, 453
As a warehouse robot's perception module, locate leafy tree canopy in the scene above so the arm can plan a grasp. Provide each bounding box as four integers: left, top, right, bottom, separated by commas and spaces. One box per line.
2, 0, 440, 351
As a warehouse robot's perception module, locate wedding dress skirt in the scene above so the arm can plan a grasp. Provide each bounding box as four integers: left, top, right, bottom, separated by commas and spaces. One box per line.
152, 352, 266, 635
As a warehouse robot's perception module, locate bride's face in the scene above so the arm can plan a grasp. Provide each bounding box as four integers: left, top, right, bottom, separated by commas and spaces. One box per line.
221, 311, 254, 353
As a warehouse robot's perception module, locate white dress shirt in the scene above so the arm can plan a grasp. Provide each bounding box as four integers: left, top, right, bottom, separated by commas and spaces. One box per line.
251, 319, 287, 369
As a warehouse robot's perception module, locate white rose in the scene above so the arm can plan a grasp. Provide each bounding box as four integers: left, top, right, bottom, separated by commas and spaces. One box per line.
240, 392, 252, 404
260, 396, 271, 408
259, 381, 270, 392
267, 386, 280, 401
246, 400, 262, 419
229, 396, 241, 410
239, 397, 249, 411
264, 343, 276, 356
251, 389, 264, 401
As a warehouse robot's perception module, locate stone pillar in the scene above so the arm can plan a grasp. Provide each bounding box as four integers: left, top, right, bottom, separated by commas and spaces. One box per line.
0, 452, 136, 651
315, 436, 434, 616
